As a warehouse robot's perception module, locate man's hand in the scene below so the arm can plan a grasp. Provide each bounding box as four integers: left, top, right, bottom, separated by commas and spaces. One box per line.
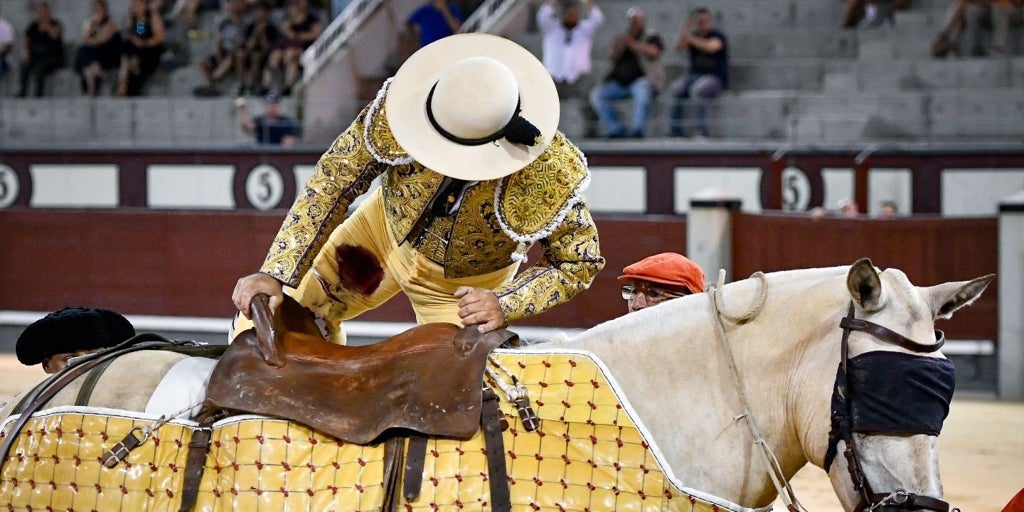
232, 273, 284, 318
455, 286, 506, 333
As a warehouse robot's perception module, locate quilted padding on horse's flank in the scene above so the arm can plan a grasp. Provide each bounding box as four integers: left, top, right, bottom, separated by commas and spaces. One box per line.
1, 350, 741, 511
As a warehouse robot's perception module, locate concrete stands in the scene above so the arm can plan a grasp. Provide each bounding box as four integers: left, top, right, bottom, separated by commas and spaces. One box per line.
1, 0, 1023, 146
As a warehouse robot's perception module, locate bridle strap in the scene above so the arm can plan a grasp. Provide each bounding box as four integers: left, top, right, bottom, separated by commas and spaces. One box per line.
840, 315, 945, 354
839, 302, 952, 512
863, 491, 951, 512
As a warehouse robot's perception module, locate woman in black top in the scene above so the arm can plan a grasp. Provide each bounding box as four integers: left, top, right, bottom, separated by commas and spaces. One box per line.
116, 0, 165, 96
18, 1, 65, 98
75, 0, 122, 96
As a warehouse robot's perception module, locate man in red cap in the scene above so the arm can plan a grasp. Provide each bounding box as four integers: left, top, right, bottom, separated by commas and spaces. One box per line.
618, 252, 704, 313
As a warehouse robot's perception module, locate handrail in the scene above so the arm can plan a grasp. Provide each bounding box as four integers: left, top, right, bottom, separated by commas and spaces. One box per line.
301, 0, 385, 82
459, 0, 516, 34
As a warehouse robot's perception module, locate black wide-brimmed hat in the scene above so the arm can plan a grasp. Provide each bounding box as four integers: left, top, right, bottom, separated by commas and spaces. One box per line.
15, 307, 136, 365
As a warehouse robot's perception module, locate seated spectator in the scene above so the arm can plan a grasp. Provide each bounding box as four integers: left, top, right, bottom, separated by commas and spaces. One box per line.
536, 0, 604, 99
0, 16, 13, 86
263, 0, 322, 95
167, 0, 223, 32
589, 7, 664, 138
669, 7, 728, 138
116, 0, 166, 96
241, 1, 280, 96
75, 0, 123, 96
931, 0, 1021, 57
193, 0, 250, 96
16, 307, 136, 374
406, 0, 463, 49
619, 252, 705, 313
18, 1, 66, 98
843, 0, 902, 29
235, 93, 299, 145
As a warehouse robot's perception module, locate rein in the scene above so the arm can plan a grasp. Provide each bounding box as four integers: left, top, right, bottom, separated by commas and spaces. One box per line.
708, 270, 808, 512
836, 302, 955, 512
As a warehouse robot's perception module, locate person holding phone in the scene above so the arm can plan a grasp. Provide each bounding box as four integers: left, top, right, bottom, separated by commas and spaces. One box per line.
668, 7, 728, 138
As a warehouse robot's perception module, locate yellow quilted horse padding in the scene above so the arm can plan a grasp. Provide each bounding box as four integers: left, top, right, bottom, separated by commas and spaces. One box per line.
1, 350, 744, 512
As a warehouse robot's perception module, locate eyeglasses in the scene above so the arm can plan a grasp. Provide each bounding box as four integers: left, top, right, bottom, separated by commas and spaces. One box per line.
621, 283, 690, 302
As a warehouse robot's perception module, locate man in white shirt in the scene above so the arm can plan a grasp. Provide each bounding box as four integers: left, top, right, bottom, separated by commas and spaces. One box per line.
536, 0, 603, 99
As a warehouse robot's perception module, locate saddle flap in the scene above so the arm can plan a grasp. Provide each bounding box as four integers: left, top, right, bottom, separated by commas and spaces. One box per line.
205, 304, 511, 444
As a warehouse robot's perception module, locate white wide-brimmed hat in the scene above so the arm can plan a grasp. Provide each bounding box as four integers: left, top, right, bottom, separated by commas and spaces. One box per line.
385, 33, 560, 181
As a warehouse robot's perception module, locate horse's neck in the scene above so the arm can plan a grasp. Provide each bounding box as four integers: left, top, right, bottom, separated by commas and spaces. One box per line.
553, 268, 849, 509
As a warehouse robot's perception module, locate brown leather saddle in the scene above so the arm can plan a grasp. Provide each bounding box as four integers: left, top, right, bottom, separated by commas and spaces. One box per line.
192, 295, 517, 511
203, 294, 517, 444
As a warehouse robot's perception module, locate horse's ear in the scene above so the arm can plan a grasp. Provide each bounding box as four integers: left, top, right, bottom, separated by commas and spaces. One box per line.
925, 274, 995, 320
847, 258, 883, 312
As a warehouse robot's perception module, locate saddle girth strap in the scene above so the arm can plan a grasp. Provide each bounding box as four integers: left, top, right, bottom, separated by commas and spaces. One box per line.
403, 434, 429, 501
75, 358, 117, 406
381, 437, 405, 512
178, 411, 216, 512
481, 388, 511, 512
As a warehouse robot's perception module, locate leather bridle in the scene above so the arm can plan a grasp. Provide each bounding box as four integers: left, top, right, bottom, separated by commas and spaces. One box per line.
835, 302, 957, 512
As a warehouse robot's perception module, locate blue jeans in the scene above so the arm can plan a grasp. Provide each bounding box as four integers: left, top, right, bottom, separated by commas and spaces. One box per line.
589, 77, 654, 137
670, 73, 723, 137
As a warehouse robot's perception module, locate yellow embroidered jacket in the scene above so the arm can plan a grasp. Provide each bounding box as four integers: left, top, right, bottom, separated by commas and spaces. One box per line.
260, 84, 604, 323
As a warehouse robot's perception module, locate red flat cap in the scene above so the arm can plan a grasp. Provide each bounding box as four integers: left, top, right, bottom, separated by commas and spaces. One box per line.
618, 253, 705, 293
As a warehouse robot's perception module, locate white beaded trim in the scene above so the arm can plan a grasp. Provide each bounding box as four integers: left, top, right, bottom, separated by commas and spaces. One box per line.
364, 77, 414, 166
495, 137, 591, 263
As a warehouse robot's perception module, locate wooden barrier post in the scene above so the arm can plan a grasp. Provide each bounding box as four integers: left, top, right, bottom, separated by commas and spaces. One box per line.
688, 188, 742, 286
999, 191, 1024, 400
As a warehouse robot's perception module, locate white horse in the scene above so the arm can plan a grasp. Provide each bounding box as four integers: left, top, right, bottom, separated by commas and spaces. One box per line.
539, 258, 992, 511
0, 259, 993, 512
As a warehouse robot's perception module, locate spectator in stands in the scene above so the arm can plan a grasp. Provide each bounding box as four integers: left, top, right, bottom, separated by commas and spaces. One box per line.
166, 0, 222, 32
0, 16, 14, 86
18, 1, 66, 98
241, 1, 280, 96
843, 0, 903, 29
75, 0, 123, 96
116, 0, 166, 96
877, 200, 899, 217
839, 198, 860, 217
619, 252, 705, 313
193, 0, 250, 96
236, 93, 299, 145
406, 0, 463, 49
931, 0, 1022, 58
536, 0, 604, 99
16, 307, 136, 374
263, 0, 322, 95
589, 7, 664, 138
668, 7, 728, 138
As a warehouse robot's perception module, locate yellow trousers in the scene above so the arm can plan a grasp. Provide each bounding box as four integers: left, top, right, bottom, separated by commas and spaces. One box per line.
232, 189, 520, 344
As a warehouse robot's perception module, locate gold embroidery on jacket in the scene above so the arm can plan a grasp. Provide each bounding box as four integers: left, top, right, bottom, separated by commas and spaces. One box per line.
261, 108, 384, 286
261, 83, 604, 318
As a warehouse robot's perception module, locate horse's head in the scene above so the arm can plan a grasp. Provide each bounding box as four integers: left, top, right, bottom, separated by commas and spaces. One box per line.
824, 258, 994, 512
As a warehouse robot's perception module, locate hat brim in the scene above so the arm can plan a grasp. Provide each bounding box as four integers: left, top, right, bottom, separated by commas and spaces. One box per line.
385, 34, 559, 181
617, 273, 701, 292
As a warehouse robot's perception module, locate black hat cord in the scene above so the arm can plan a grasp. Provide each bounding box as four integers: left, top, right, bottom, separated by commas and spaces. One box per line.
425, 83, 541, 147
